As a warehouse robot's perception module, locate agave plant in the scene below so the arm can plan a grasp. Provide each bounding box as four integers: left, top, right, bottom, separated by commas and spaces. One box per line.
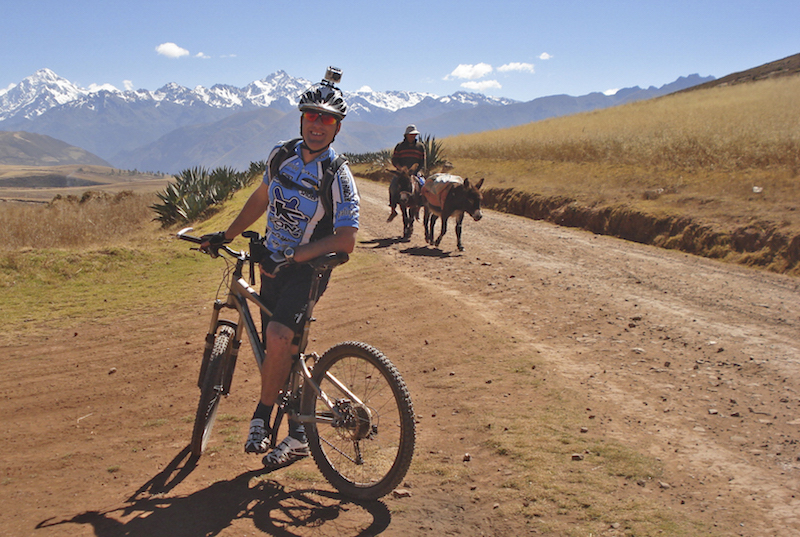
150, 157, 330, 228
343, 149, 392, 165
421, 134, 448, 173
151, 165, 252, 227
249, 160, 267, 179
151, 182, 185, 226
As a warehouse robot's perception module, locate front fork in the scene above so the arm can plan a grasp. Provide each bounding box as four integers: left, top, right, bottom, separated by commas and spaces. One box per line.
197, 300, 241, 394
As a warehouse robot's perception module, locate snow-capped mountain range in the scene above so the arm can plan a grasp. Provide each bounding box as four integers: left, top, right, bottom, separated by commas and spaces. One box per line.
0, 68, 712, 173
0, 68, 512, 122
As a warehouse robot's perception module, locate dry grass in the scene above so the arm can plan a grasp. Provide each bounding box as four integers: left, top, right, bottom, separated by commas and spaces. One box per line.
446, 76, 800, 172
0, 191, 160, 249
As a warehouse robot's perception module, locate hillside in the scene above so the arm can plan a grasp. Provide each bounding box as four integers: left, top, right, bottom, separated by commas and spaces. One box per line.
0, 131, 110, 167
109, 76, 713, 173
677, 52, 800, 92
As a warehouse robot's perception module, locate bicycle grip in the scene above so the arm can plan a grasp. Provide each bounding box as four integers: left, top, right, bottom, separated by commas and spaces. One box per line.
177, 227, 203, 244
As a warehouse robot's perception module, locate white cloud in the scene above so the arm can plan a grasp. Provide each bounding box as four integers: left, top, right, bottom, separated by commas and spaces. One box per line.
156, 42, 190, 59
195, 52, 210, 59
356, 85, 373, 93
447, 63, 493, 80
461, 80, 502, 92
603, 88, 620, 96
539, 52, 553, 60
498, 62, 535, 74
123, 80, 134, 91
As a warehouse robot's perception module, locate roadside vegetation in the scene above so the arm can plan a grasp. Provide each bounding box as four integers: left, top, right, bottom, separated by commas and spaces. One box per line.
151, 162, 265, 226
0, 190, 157, 249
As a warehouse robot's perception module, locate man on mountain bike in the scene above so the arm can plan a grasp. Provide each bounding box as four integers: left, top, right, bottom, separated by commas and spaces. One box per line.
200, 67, 359, 471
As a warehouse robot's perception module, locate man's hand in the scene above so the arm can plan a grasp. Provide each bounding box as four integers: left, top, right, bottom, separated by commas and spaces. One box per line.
260, 251, 290, 278
199, 231, 231, 256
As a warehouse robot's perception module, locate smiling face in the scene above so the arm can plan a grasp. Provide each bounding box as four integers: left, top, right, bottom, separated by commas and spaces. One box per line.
300, 111, 341, 156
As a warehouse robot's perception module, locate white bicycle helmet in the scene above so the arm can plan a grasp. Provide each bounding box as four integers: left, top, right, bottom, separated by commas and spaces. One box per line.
298, 67, 348, 119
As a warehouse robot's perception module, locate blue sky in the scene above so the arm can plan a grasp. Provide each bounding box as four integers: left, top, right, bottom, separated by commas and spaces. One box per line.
2, 0, 798, 102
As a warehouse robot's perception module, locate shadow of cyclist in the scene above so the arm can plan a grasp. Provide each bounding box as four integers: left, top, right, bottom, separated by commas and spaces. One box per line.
36, 446, 392, 537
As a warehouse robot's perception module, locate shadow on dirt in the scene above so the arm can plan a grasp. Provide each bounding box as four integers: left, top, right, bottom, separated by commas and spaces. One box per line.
400, 246, 457, 258
36, 447, 392, 537
360, 236, 461, 258
360, 237, 410, 249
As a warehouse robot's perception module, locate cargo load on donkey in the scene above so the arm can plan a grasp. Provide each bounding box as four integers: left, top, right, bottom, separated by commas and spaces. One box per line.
421, 173, 485, 252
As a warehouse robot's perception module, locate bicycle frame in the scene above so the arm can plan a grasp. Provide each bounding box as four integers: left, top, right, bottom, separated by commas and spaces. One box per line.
179, 228, 362, 427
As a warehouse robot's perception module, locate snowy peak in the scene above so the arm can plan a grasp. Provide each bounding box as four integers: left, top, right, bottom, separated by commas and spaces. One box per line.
350, 88, 436, 112
242, 71, 312, 107
0, 68, 87, 120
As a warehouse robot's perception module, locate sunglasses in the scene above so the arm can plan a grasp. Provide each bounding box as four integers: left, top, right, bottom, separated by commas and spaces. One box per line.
302, 111, 339, 126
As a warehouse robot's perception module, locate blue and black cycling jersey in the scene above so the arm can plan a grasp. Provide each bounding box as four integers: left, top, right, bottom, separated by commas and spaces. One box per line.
262, 140, 359, 254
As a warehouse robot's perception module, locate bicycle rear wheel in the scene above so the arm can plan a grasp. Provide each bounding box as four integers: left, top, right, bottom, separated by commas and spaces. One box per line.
190, 325, 236, 457
301, 341, 415, 500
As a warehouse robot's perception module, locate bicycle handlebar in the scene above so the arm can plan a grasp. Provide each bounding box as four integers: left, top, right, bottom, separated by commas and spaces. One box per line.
177, 227, 239, 258
176, 227, 349, 270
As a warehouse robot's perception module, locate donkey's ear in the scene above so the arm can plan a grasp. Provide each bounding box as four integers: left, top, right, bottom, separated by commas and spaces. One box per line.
463, 177, 470, 188
475, 178, 485, 189
410, 162, 419, 173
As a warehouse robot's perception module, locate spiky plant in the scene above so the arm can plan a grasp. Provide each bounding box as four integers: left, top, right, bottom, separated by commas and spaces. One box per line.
150, 165, 251, 227
421, 134, 447, 173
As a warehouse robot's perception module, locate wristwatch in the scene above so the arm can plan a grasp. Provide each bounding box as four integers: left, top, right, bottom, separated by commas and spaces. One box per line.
283, 247, 295, 262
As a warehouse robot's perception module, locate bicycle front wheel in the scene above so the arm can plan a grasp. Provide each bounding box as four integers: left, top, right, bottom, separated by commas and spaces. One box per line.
301, 341, 416, 500
190, 325, 235, 457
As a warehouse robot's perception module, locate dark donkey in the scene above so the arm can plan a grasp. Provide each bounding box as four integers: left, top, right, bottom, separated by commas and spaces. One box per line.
387, 163, 423, 238
422, 173, 484, 251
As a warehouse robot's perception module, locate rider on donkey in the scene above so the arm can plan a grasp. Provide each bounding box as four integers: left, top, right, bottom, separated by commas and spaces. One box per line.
388, 125, 426, 221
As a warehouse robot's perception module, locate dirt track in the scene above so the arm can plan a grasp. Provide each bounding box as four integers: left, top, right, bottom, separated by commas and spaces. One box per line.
2, 177, 799, 536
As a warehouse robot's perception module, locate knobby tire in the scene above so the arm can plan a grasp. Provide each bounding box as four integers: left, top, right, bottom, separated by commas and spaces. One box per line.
301, 341, 416, 500
190, 325, 236, 457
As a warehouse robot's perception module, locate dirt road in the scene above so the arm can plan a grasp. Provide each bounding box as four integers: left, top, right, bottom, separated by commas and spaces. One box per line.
356, 178, 800, 536
2, 177, 799, 536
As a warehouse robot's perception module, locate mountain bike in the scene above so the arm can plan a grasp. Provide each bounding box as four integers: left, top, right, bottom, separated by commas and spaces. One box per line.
176, 228, 416, 501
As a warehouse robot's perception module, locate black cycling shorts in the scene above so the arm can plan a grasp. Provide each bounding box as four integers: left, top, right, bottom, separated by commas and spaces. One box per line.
259, 263, 330, 336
